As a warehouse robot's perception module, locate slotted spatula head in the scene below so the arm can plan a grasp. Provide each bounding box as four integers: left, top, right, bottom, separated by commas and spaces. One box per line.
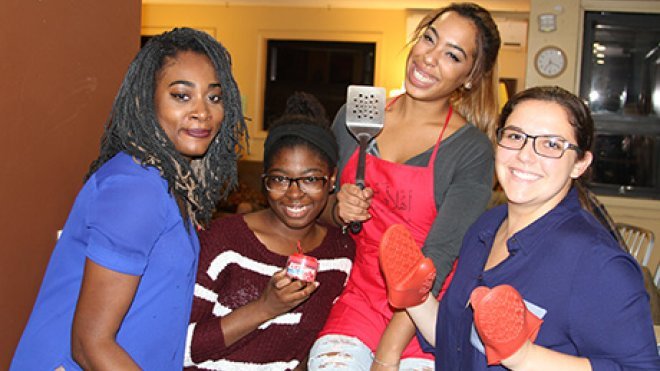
346, 85, 386, 141
344, 85, 386, 234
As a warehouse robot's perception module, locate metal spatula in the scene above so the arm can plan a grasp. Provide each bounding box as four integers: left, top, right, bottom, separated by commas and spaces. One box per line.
345, 85, 386, 234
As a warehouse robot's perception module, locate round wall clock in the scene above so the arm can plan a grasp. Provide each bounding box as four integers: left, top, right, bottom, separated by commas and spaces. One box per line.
534, 46, 567, 78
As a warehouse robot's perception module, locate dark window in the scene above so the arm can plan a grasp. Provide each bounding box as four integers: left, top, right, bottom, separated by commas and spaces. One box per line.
580, 11, 660, 199
591, 133, 657, 188
263, 40, 376, 130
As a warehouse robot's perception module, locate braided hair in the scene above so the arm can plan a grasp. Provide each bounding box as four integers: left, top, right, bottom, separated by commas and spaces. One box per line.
263, 92, 337, 172
86, 27, 248, 228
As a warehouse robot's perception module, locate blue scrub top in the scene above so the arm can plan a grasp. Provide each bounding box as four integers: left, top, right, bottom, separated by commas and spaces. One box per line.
423, 188, 660, 370
11, 152, 199, 370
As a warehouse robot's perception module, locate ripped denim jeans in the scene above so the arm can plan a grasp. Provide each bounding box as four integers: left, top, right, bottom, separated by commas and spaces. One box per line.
308, 334, 434, 370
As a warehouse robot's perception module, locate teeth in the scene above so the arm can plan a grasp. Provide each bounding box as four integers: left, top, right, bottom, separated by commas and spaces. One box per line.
413, 67, 434, 84
511, 169, 540, 181
286, 205, 308, 216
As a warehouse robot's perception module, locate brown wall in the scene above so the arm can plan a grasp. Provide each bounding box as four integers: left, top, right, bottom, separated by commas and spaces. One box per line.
0, 0, 141, 367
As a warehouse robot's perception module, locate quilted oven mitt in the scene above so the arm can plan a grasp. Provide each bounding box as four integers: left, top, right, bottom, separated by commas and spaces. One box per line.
379, 224, 436, 309
470, 285, 544, 365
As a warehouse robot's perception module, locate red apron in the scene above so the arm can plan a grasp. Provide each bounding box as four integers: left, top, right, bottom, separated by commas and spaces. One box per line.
319, 102, 453, 360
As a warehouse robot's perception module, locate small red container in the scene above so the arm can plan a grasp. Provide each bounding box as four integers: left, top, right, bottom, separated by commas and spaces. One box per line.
286, 253, 319, 283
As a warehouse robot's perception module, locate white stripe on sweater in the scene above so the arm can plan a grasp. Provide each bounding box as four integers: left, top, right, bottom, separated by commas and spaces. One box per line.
206, 250, 352, 280
186, 250, 353, 369
184, 323, 300, 369
206, 250, 280, 280
191, 356, 299, 370
194, 283, 302, 326
194, 253, 352, 328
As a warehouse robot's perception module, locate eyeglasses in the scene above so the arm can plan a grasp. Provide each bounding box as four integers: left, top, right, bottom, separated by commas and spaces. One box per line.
496, 127, 583, 159
262, 174, 329, 194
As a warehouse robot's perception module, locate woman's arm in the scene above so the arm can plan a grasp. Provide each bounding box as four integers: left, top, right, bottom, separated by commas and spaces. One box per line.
372, 311, 416, 370
371, 297, 441, 369
71, 259, 141, 370
422, 128, 493, 295
405, 295, 440, 347
188, 269, 318, 363
480, 244, 659, 370
71, 168, 172, 369
502, 341, 591, 371
470, 285, 589, 371
568, 248, 660, 369
373, 297, 445, 370
219, 270, 318, 346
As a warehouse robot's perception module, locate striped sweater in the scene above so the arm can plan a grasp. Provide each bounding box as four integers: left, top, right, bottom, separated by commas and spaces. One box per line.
184, 214, 355, 370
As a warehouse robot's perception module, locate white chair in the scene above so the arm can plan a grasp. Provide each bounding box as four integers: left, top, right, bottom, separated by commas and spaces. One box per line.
654, 264, 660, 289
616, 223, 655, 268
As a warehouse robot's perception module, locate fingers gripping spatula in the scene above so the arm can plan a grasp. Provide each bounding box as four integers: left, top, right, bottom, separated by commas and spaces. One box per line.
345, 85, 386, 234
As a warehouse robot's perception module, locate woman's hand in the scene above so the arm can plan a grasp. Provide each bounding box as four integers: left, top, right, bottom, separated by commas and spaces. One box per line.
215, 269, 319, 348
470, 285, 543, 366
336, 183, 374, 224
258, 270, 319, 319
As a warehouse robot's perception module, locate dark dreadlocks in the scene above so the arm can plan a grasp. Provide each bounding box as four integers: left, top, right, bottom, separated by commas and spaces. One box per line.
86, 27, 248, 228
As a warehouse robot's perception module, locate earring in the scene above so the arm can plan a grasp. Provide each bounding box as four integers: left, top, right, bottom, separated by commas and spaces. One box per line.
464, 82, 472, 90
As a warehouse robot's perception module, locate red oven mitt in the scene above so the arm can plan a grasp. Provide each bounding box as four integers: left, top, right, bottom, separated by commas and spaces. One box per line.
379, 224, 436, 309
470, 285, 544, 365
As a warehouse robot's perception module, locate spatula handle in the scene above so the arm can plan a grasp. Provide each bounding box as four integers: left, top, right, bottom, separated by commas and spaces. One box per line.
348, 183, 364, 234
349, 137, 369, 234
349, 221, 362, 234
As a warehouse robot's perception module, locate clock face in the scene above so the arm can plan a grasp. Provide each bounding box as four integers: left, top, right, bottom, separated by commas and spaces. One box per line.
535, 46, 566, 78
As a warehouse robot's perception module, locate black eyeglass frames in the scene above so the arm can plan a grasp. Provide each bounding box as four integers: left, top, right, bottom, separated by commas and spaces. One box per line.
261, 174, 329, 194
496, 127, 582, 159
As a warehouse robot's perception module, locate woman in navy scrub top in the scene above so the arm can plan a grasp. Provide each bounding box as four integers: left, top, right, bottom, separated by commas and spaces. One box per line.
390, 86, 660, 370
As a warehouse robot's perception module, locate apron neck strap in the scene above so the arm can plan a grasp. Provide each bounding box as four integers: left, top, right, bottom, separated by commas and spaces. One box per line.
385, 94, 453, 166
429, 105, 453, 165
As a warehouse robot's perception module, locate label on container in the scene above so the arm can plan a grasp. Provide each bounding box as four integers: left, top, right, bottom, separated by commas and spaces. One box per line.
286, 254, 318, 282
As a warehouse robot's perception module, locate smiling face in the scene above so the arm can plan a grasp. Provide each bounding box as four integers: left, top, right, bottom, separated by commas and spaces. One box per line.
265, 145, 336, 231
154, 51, 224, 160
405, 11, 477, 101
496, 100, 593, 216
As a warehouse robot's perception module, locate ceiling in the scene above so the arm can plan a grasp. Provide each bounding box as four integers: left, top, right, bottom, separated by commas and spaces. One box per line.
142, 0, 530, 12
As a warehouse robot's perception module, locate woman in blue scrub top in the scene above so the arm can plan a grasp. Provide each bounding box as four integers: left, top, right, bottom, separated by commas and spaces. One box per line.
11, 28, 247, 370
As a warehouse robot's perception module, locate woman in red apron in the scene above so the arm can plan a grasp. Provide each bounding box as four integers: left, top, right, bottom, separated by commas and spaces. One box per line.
309, 3, 501, 370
